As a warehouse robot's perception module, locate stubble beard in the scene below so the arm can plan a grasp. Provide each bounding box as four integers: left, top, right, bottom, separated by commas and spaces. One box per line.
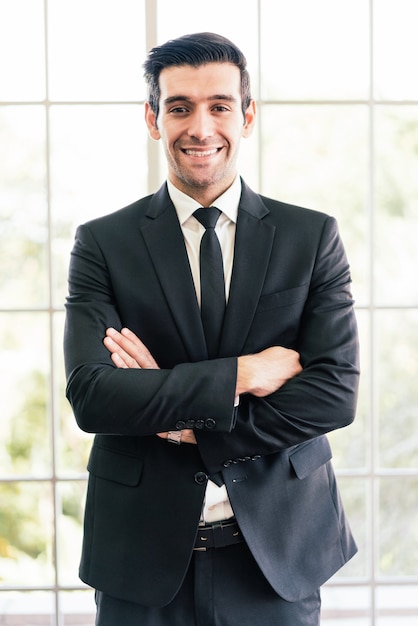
169, 147, 237, 196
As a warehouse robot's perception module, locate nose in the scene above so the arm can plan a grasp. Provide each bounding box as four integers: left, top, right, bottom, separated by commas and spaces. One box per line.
187, 109, 214, 140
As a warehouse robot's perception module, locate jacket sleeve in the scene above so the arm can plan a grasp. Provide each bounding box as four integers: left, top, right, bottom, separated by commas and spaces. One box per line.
196, 215, 360, 473
64, 223, 237, 436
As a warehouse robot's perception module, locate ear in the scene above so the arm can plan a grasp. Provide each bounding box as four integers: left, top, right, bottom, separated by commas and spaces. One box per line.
145, 102, 161, 140
242, 100, 256, 138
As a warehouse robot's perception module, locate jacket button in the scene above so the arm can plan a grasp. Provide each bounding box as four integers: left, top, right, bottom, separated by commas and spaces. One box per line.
194, 472, 208, 485
223, 460, 232, 468
195, 419, 205, 429
175, 420, 186, 430
186, 419, 195, 428
205, 418, 216, 430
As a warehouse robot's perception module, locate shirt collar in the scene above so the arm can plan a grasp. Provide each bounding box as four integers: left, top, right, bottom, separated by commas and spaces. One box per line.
167, 177, 241, 225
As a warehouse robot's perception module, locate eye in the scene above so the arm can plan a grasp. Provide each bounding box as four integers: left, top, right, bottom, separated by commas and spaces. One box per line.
212, 105, 230, 112
168, 106, 189, 114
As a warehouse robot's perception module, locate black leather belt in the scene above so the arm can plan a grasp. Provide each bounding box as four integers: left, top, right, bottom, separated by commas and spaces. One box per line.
194, 519, 243, 551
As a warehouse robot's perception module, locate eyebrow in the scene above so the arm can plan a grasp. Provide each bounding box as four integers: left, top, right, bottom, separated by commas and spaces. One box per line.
163, 94, 238, 106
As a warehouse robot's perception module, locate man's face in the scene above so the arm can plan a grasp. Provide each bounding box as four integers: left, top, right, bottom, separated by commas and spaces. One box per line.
145, 62, 256, 205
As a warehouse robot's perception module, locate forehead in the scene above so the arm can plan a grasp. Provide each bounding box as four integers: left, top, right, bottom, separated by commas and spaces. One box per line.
158, 62, 241, 101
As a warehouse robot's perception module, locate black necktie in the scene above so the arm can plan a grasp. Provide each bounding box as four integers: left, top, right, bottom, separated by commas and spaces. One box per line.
193, 207, 226, 359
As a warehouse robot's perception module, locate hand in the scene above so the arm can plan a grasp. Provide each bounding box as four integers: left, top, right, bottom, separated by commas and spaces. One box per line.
156, 430, 197, 444
104, 327, 159, 369
236, 346, 302, 397
103, 327, 197, 444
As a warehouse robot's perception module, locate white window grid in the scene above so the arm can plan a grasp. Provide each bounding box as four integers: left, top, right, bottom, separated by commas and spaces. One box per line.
0, 1, 417, 624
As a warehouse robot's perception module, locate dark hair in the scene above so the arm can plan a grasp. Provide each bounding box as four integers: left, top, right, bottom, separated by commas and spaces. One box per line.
143, 32, 252, 121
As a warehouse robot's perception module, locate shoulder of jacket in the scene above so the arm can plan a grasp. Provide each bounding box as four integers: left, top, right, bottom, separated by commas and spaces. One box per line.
258, 194, 334, 228
80, 194, 154, 231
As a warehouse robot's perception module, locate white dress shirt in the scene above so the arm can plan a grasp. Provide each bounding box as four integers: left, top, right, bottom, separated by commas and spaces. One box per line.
167, 177, 241, 523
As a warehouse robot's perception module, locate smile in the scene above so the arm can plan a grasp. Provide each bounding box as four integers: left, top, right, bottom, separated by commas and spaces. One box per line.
183, 148, 219, 157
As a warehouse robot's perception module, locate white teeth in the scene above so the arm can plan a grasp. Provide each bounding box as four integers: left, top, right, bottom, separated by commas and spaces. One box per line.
184, 149, 218, 157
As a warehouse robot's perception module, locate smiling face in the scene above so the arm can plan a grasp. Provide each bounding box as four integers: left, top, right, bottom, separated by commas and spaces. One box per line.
145, 62, 256, 206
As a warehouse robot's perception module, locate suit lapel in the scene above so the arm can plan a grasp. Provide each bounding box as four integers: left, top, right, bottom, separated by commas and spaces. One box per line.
141, 185, 208, 362
141, 182, 275, 361
219, 182, 275, 357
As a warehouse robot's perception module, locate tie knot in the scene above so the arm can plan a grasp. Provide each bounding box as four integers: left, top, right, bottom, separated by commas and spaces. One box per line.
193, 207, 221, 230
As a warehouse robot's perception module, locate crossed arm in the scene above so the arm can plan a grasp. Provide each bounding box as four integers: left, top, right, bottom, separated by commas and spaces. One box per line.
103, 326, 303, 444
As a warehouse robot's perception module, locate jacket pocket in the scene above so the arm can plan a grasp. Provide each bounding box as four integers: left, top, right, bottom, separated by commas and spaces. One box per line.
87, 444, 143, 486
289, 435, 332, 480
257, 284, 309, 312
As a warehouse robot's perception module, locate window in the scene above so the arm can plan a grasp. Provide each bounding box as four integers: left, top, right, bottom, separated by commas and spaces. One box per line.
1, 1, 417, 623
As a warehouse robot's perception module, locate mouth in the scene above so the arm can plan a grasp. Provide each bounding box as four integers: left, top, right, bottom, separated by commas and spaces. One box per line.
182, 148, 221, 157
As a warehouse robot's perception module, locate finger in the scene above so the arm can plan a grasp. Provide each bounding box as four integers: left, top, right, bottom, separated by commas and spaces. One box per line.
106, 327, 159, 369
103, 335, 130, 359
121, 328, 159, 368
105, 328, 146, 362
110, 352, 129, 369
104, 335, 141, 369
180, 430, 197, 445
156, 431, 197, 444
112, 351, 141, 369
120, 327, 147, 347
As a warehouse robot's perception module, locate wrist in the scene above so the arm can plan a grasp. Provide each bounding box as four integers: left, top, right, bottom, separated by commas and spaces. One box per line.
167, 430, 182, 444
236, 354, 256, 396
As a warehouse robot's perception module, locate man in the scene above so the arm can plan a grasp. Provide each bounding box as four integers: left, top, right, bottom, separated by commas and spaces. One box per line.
64, 32, 360, 625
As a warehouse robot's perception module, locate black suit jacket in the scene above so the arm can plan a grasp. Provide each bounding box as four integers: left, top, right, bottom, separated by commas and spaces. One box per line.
64, 180, 359, 606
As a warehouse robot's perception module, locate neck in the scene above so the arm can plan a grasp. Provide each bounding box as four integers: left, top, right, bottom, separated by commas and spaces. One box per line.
169, 176, 237, 207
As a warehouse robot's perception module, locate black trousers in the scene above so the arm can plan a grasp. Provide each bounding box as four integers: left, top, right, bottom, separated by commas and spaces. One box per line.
95, 542, 321, 626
